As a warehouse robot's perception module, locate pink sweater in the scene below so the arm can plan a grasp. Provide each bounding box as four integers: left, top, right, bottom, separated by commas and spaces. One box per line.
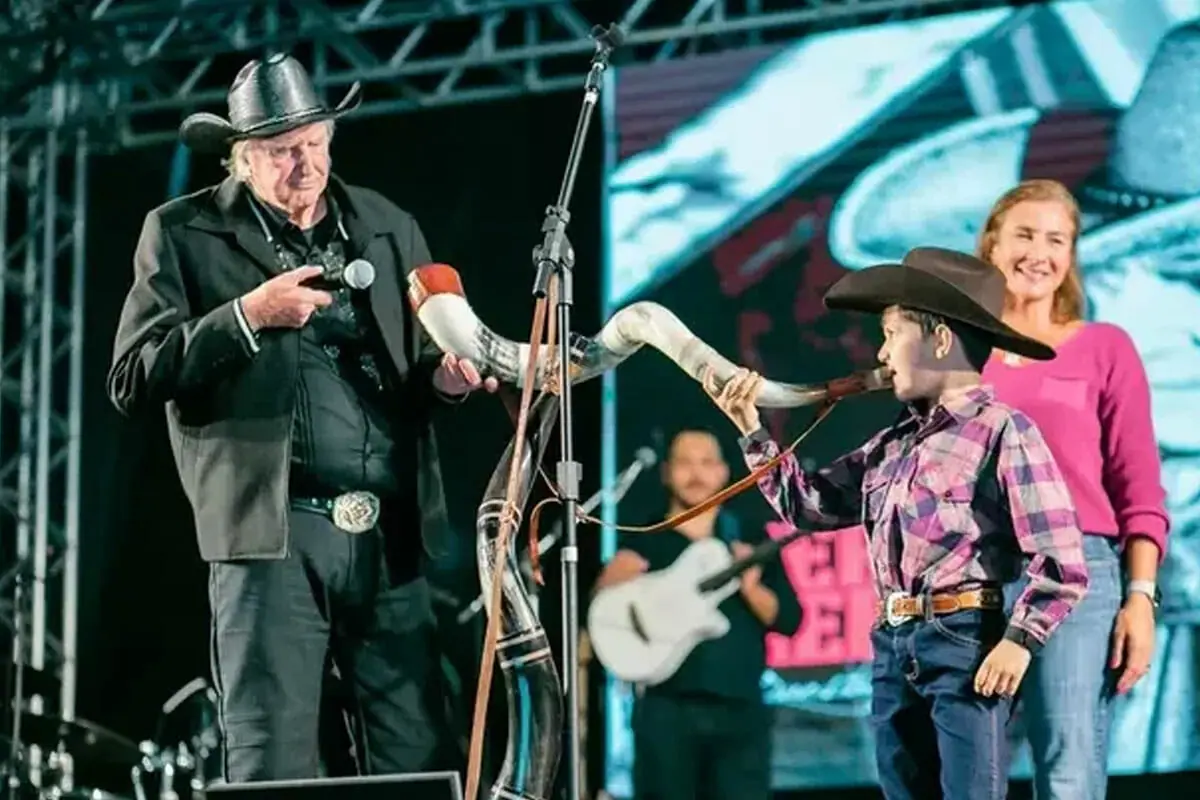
982, 322, 1170, 557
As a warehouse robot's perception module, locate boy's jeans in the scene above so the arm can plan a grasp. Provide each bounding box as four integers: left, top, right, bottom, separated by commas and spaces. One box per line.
871, 607, 1013, 800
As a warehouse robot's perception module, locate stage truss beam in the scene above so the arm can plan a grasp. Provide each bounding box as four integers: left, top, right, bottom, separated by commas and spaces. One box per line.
0, 90, 86, 725
1, 0, 1016, 148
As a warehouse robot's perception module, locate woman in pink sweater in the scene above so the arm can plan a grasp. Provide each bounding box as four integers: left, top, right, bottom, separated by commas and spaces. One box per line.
978, 178, 1170, 799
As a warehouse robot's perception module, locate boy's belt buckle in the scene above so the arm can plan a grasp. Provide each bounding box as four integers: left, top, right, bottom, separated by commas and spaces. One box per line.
331, 490, 381, 534
884, 592, 909, 627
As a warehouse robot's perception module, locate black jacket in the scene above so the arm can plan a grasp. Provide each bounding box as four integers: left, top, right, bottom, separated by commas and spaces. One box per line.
107, 174, 459, 562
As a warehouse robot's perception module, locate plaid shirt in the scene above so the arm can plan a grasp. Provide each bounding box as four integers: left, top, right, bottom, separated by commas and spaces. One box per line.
739, 385, 1088, 649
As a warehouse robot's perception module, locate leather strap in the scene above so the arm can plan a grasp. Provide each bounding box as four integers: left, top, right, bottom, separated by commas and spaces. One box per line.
464, 275, 557, 800
878, 587, 1003, 625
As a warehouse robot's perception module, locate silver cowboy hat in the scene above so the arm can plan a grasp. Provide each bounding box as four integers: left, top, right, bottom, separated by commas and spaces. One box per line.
179, 53, 362, 154
823, 246, 1056, 361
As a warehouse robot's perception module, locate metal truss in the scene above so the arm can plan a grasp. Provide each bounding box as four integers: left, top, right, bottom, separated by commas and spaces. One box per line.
0, 88, 86, 724
0, 0, 1017, 149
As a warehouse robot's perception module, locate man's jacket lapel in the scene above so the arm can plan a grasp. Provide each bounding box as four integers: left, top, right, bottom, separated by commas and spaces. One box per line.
332, 176, 414, 375
187, 177, 283, 279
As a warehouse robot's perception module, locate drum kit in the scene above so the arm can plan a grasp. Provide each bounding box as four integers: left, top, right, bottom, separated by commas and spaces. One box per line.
3, 671, 221, 800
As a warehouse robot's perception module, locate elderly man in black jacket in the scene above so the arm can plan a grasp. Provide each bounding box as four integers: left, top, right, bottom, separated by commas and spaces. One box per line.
107, 54, 495, 783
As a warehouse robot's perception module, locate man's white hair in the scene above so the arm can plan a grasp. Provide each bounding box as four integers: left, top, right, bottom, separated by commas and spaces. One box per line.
222, 119, 335, 182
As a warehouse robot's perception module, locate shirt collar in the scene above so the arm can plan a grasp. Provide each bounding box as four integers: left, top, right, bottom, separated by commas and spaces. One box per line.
245, 187, 345, 245
895, 384, 994, 432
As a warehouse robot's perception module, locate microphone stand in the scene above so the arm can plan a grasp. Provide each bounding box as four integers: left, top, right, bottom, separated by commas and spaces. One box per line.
530, 22, 623, 800
457, 450, 652, 627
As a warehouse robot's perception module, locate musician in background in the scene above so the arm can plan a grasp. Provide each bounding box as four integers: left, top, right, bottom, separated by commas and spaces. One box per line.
594, 428, 802, 800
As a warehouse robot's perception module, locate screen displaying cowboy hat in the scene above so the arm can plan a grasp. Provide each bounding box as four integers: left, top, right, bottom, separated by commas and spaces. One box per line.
600, 0, 1200, 793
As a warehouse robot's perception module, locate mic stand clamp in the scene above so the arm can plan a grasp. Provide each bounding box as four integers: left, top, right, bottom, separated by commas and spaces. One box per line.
527, 21, 623, 800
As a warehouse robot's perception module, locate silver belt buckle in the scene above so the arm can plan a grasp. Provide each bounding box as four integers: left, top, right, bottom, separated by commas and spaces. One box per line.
884, 591, 909, 628
331, 490, 381, 534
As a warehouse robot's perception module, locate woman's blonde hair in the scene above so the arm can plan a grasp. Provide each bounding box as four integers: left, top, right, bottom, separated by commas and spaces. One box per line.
976, 178, 1086, 323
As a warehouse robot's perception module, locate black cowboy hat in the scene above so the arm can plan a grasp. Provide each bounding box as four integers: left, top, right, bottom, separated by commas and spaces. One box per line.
823, 246, 1055, 361
179, 53, 362, 154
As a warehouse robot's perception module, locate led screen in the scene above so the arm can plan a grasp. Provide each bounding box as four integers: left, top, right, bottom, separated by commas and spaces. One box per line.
600, 1, 1200, 793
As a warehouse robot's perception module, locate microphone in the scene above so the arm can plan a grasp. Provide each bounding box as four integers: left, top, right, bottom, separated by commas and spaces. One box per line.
591, 23, 625, 53
608, 447, 657, 505
305, 258, 376, 291
456, 445, 656, 624
588, 23, 626, 70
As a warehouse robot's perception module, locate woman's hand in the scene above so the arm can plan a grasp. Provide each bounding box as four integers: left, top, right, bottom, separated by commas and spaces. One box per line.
1111, 592, 1156, 694
701, 366, 763, 436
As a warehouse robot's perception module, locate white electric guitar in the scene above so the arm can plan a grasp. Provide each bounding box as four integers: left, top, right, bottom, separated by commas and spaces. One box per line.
587, 527, 806, 686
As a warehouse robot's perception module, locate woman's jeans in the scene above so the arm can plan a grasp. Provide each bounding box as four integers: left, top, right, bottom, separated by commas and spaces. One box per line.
1008, 535, 1122, 800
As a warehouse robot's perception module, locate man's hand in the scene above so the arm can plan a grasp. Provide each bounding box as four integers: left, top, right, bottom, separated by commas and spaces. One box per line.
731, 541, 762, 592
974, 639, 1032, 698
433, 353, 499, 396
1111, 592, 1156, 694
240, 266, 333, 330
700, 366, 762, 436
597, 550, 650, 589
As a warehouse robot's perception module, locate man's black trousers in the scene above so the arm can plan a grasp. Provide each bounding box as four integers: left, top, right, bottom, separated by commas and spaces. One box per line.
208, 506, 454, 782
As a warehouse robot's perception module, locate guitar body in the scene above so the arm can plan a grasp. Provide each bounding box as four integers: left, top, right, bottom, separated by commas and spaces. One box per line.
588, 538, 740, 686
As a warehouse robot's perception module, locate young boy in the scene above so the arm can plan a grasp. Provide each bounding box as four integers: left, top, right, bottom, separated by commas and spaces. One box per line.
701, 246, 1089, 800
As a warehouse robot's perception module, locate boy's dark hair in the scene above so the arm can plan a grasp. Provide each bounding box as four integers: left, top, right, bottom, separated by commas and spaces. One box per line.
896, 307, 993, 373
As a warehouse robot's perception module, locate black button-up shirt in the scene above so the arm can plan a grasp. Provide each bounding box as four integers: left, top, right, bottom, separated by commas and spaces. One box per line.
247, 192, 411, 499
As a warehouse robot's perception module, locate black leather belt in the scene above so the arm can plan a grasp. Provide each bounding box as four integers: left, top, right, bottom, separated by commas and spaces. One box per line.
290, 490, 382, 534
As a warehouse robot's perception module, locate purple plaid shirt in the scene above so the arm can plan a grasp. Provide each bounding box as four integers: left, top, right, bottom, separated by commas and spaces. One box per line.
739, 385, 1088, 649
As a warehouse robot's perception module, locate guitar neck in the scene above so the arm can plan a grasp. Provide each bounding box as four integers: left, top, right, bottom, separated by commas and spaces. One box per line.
697, 526, 808, 593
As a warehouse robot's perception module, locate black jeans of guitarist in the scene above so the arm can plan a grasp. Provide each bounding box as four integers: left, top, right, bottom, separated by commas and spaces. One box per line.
208, 505, 456, 782
632, 691, 772, 800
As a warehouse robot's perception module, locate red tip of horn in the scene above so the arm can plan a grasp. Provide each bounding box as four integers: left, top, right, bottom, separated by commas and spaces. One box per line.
406, 263, 466, 310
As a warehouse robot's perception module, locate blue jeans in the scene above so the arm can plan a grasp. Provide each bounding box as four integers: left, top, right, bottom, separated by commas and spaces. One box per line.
1009, 535, 1121, 799
871, 608, 1013, 799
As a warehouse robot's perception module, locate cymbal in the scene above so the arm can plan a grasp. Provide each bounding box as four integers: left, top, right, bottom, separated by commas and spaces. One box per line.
3, 711, 140, 764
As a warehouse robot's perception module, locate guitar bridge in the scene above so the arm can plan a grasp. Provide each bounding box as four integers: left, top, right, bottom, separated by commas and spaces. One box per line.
628, 603, 650, 643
